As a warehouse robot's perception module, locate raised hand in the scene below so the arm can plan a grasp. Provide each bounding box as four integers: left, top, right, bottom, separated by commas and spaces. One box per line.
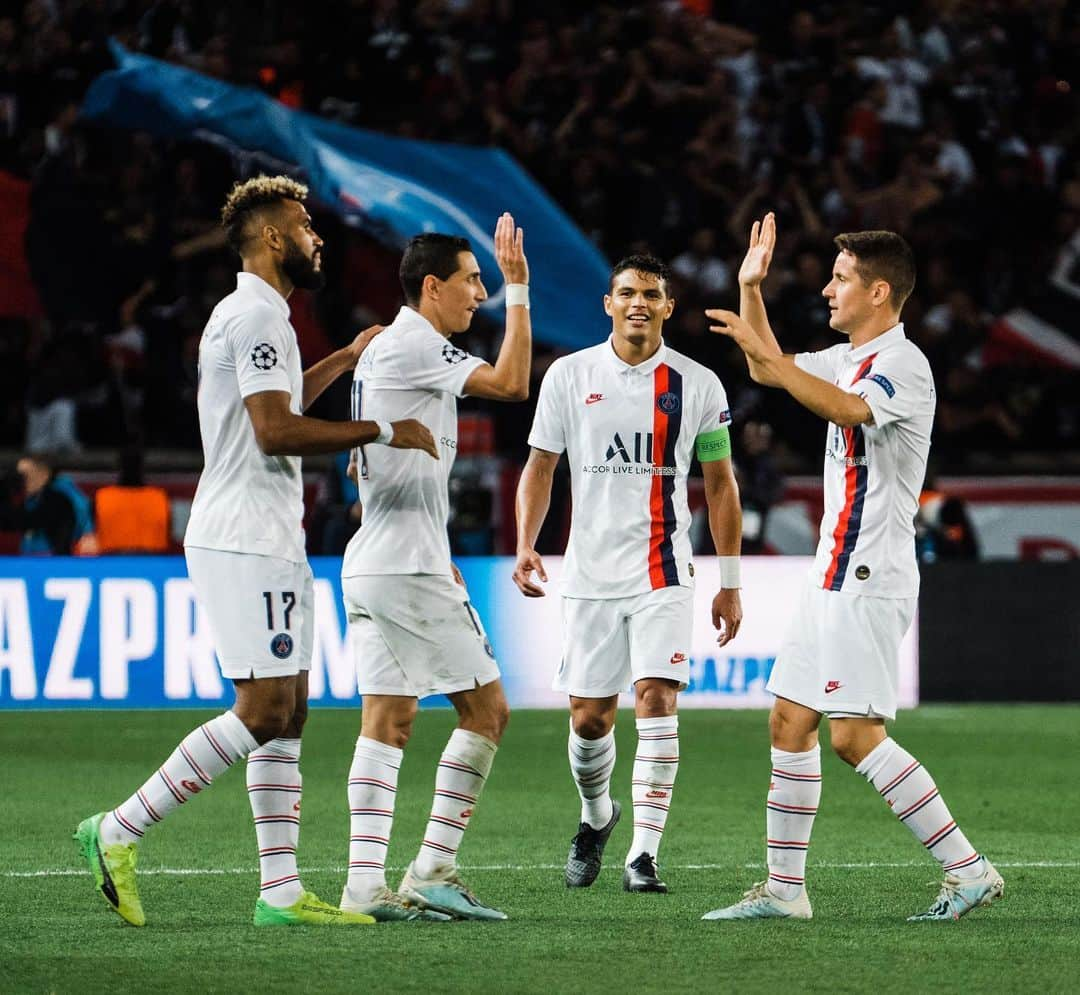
345, 324, 384, 364
512, 547, 548, 597
705, 308, 778, 364
389, 419, 439, 459
738, 212, 776, 288
494, 211, 528, 286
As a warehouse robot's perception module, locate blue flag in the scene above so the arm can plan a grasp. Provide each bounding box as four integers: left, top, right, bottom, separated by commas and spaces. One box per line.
81, 42, 611, 350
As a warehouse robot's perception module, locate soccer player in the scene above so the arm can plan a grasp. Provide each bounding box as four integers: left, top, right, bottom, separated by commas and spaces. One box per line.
701, 213, 1003, 922
513, 254, 743, 894
338, 214, 530, 921
74, 175, 438, 928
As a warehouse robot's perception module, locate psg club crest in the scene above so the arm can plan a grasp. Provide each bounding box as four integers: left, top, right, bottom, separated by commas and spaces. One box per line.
251, 343, 278, 370
270, 632, 294, 659
657, 391, 680, 415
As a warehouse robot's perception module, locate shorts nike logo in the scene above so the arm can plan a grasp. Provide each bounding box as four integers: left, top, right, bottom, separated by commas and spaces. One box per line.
670, 652, 687, 666
824, 681, 843, 694
585, 393, 604, 405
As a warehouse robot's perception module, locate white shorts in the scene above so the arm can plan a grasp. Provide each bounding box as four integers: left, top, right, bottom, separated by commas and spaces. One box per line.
185, 547, 314, 680
343, 573, 501, 699
766, 583, 916, 720
555, 587, 694, 698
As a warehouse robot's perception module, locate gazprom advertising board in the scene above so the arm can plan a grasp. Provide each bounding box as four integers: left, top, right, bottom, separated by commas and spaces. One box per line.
0, 557, 917, 710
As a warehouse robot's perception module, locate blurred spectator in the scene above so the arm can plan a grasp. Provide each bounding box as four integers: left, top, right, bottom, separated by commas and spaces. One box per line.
733, 420, 784, 555
0, 0, 1076, 474
671, 227, 732, 297
0, 451, 94, 554
916, 485, 979, 562
94, 442, 169, 553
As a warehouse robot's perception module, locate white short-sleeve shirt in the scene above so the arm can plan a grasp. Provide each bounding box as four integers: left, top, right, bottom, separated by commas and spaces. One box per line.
795, 323, 935, 598
185, 272, 306, 563
529, 336, 732, 599
341, 306, 485, 577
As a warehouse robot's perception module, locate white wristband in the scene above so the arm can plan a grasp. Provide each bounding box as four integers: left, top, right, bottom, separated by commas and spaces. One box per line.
718, 556, 741, 589
373, 420, 394, 445
505, 283, 530, 309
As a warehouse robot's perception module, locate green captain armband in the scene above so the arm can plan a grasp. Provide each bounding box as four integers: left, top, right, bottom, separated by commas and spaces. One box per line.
695, 426, 731, 462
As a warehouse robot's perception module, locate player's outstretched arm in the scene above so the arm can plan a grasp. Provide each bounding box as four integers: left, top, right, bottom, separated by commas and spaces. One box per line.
702, 456, 743, 647
301, 324, 384, 411
464, 212, 531, 402
512, 447, 559, 597
708, 212, 784, 384
708, 311, 873, 426
244, 390, 438, 458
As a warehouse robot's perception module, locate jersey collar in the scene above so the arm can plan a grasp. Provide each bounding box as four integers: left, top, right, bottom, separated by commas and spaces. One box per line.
237, 272, 290, 318
603, 334, 669, 375
848, 322, 905, 362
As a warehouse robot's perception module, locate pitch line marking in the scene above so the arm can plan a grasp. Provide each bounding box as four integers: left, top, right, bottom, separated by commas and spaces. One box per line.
7, 860, 1078, 879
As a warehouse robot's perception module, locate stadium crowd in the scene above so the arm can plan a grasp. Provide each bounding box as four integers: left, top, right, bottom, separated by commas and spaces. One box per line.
2, 0, 1078, 479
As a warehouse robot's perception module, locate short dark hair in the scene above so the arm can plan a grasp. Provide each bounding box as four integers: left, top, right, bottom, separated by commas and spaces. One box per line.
220, 175, 309, 255
609, 253, 672, 295
833, 230, 916, 310
399, 233, 473, 306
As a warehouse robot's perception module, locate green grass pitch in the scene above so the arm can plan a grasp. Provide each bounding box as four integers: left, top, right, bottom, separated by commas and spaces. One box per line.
3, 705, 1078, 993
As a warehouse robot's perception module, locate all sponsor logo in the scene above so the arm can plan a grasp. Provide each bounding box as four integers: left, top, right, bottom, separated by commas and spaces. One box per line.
581, 431, 676, 476
181, 779, 203, 795
824, 680, 843, 694
669, 652, 687, 666
854, 565, 871, 581
585, 393, 604, 405
645, 790, 669, 799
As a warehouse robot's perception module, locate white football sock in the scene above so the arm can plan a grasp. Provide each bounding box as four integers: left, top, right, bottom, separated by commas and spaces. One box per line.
626, 715, 679, 864
857, 737, 985, 878
247, 737, 304, 907
414, 728, 496, 879
568, 722, 616, 829
343, 736, 402, 905
102, 710, 257, 846
766, 745, 822, 901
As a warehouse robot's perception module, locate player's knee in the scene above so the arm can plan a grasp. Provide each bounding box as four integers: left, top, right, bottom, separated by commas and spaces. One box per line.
244, 704, 292, 744
285, 701, 309, 738
829, 732, 862, 767
572, 711, 611, 740
636, 681, 677, 718
487, 698, 511, 742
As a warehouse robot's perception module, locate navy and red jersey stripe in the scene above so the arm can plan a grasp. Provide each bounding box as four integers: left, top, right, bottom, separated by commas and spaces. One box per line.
648, 364, 682, 589
822, 355, 876, 591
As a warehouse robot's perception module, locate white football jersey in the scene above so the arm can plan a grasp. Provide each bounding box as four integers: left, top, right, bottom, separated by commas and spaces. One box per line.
529, 337, 732, 599
185, 272, 306, 563
341, 306, 485, 577
795, 323, 935, 598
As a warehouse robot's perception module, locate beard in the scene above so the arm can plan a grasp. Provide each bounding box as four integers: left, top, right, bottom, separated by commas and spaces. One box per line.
281, 235, 326, 291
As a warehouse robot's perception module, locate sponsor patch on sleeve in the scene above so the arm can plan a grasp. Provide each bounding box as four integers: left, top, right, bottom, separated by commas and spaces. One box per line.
695, 425, 731, 462
860, 372, 896, 398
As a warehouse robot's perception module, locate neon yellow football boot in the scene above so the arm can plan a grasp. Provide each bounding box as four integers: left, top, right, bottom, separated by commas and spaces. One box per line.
253, 891, 377, 926
73, 812, 146, 927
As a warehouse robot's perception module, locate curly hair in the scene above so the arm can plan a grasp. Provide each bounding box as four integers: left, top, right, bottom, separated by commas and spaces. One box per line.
220, 175, 309, 254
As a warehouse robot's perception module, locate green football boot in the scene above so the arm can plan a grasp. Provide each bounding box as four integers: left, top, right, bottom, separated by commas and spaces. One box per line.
253, 891, 377, 926
73, 812, 146, 927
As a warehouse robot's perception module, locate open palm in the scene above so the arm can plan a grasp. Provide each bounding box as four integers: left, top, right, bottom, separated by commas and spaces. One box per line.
738, 212, 776, 287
